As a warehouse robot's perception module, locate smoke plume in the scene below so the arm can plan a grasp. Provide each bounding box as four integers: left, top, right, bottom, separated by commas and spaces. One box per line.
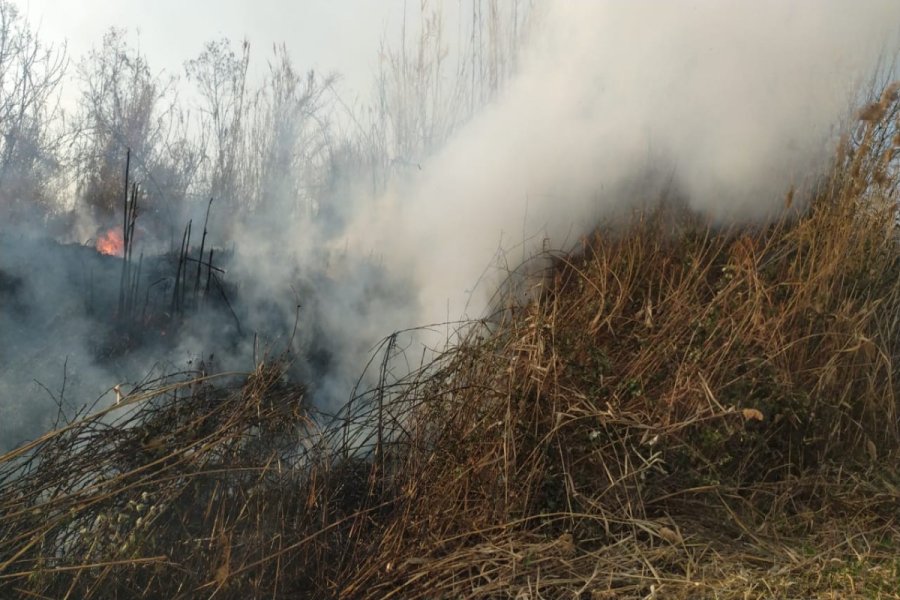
342, 1, 900, 325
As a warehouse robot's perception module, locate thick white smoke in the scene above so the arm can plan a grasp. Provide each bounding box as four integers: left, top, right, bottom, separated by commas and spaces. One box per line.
341, 1, 900, 325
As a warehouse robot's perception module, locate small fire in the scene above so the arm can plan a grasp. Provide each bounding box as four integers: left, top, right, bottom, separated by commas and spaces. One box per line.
96, 227, 125, 257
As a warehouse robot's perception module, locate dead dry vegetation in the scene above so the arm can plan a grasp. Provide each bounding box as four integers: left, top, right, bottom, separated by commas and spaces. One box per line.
3, 89, 900, 599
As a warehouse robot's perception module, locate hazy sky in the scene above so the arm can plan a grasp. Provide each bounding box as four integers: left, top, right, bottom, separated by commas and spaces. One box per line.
16, 0, 409, 96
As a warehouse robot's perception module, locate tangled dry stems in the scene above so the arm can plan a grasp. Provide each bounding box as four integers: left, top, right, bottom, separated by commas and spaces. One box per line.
3, 94, 900, 598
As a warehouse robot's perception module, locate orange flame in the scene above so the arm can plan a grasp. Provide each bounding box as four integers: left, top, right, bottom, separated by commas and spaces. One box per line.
96, 227, 125, 257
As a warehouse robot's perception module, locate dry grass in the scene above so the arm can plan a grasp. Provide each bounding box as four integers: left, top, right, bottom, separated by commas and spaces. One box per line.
3, 92, 900, 598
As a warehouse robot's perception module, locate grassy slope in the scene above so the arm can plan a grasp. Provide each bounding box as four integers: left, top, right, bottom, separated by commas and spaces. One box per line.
2, 91, 900, 598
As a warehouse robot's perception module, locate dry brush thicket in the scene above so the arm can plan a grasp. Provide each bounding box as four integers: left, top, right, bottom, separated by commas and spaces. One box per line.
3, 92, 900, 599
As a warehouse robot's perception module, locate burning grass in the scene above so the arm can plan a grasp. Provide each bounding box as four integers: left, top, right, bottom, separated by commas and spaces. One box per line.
3, 97, 900, 598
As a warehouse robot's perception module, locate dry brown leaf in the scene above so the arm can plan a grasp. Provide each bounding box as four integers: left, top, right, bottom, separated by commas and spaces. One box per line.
214, 531, 232, 588
742, 408, 764, 422
214, 562, 230, 588
859, 101, 886, 123
658, 526, 683, 545
866, 438, 878, 462
555, 532, 575, 557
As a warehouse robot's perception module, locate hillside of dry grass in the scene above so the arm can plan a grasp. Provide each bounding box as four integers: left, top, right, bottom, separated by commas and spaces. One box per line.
2, 90, 900, 599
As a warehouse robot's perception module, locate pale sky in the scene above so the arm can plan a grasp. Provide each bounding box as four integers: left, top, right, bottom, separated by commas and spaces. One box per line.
16, 0, 412, 97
